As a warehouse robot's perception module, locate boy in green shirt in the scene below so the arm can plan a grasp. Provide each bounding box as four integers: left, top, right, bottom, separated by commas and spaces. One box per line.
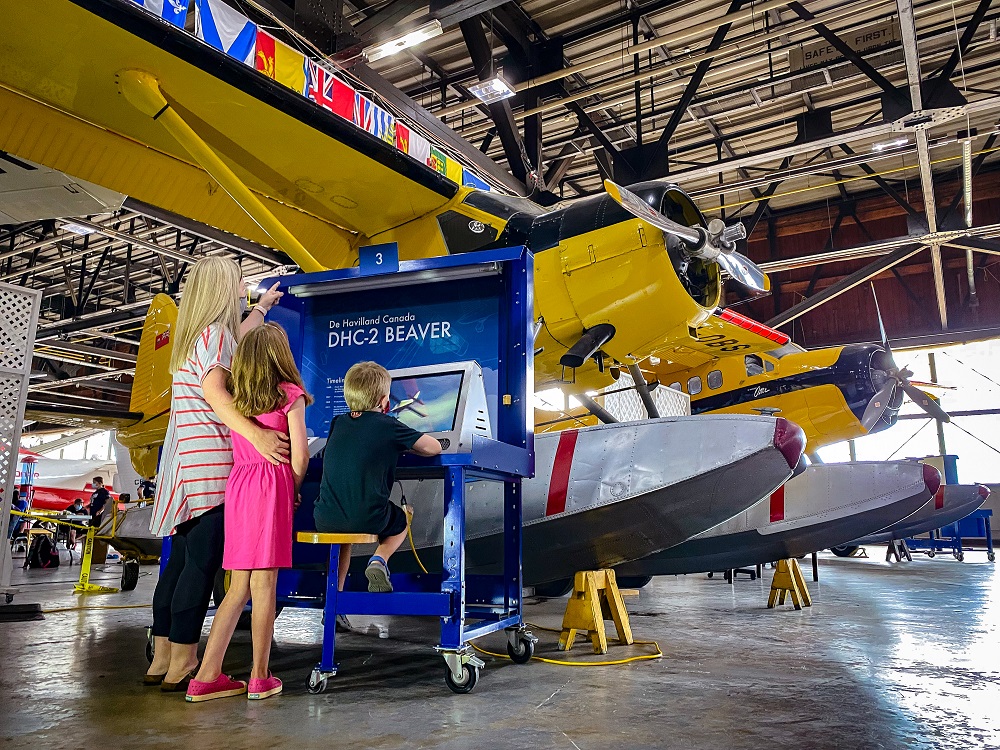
315, 361, 441, 593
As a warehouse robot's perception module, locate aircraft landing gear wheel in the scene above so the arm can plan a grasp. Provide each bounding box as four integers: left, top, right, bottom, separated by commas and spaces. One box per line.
507, 637, 535, 664
616, 575, 652, 589
830, 545, 859, 558
121, 559, 140, 591
307, 670, 328, 694
445, 664, 479, 694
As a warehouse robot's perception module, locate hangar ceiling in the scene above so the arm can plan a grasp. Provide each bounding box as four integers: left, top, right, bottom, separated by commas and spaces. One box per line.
2, 0, 1000, 429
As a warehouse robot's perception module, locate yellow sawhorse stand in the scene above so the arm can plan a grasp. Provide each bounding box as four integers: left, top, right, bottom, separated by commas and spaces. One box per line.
74, 527, 118, 594
767, 559, 812, 610
558, 570, 633, 654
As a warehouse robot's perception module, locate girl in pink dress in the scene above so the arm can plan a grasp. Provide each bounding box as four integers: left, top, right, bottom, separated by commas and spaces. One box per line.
187, 324, 311, 703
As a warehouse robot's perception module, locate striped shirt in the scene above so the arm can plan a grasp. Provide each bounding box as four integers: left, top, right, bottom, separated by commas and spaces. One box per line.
150, 324, 237, 537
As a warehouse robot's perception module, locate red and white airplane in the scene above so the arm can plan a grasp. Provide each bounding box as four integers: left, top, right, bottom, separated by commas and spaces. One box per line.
15, 448, 122, 511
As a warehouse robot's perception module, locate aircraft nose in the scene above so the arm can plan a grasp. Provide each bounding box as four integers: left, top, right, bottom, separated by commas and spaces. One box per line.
772, 417, 806, 469
922, 463, 942, 495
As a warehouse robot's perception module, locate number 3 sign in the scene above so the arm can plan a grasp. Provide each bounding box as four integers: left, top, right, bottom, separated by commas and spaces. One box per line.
359, 242, 399, 276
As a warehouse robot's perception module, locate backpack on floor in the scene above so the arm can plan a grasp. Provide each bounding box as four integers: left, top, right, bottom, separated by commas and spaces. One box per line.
27, 533, 60, 569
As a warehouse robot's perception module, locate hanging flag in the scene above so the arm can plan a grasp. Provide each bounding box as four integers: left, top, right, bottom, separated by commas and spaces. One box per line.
254, 30, 306, 94
354, 93, 396, 144
129, 0, 189, 27
429, 146, 447, 175
395, 123, 410, 153
408, 131, 431, 167
446, 158, 463, 185
462, 169, 490, 191
305, 61, 354, 120
195, 0, 257, 65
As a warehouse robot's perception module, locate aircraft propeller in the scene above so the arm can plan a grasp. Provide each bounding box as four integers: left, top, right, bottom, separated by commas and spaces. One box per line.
603, 179, 770, 293
860, 285, 951, 431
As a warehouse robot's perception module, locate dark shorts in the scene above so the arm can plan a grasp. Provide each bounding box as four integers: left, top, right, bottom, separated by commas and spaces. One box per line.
379, 503, 407, 541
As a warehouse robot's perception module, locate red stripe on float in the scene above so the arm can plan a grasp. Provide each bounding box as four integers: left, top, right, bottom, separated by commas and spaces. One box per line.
769, 485, 785, 522
934, 486, 945, 510
545, 430, 579, 516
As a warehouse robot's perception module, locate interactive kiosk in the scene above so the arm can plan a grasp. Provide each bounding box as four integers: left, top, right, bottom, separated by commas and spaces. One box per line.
267, 246, 534, 694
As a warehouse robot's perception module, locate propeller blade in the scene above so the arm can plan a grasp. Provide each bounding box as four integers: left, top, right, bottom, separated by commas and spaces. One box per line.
870, 282, 891, 353
603, 179, 771, 292
861, 382, 897, 431
716, 252, 771, 293
906, 379, 958, 391
901, 383, 951, 422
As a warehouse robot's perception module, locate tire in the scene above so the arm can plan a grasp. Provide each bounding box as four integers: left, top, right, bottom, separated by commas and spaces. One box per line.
307, 671, 328, 694
830, 545, 860, 558
121, 559, 140, 591
213, 569, 282, 630
616, 575, 652, 589
445, 664, 479, 694
507, 637, 534, 664
533, 579, 574, 598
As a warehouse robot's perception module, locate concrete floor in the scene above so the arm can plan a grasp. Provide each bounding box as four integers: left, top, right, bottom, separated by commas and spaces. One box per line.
1, 549, 998, 750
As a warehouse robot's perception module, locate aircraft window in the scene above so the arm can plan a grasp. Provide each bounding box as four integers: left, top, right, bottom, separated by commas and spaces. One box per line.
687, 376, 702, 395
745, 355, 765, 377
462, 191, 546, 220
668, 382, 682, 391
707, 370, 723, 389
764, 360, 775, 373
437, 211, 499, 254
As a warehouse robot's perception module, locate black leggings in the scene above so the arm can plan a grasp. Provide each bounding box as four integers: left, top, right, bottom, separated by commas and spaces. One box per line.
151, 505, 225, 645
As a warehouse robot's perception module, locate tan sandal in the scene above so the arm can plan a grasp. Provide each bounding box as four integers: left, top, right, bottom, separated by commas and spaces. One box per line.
143, 673, 167, 686
161, 666, 199, 692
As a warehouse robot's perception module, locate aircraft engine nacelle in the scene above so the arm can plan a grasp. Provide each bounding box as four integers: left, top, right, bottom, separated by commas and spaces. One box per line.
533, 182, 721, 388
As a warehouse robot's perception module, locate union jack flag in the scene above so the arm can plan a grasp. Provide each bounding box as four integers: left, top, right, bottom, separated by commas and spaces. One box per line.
305, 60, 354, 120
354, 93, 396, 145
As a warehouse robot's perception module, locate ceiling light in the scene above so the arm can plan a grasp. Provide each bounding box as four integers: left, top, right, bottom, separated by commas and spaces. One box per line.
468, 76, 516, 104
362, 20, 442, 63
62, 221, 96, 235
871, 137, 909, 152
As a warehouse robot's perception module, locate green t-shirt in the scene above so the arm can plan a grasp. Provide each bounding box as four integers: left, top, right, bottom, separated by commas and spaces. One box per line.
315, 410, 424, 534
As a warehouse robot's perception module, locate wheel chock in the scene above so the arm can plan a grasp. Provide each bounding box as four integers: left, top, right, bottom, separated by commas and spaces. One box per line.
558, 569, 633, 654
766, 558, 812, 610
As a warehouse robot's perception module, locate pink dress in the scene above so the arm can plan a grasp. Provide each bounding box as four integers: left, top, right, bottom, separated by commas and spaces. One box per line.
223, 383, 304, 570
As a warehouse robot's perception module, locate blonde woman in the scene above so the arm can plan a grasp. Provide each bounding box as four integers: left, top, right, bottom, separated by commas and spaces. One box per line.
145, 257, 289, 691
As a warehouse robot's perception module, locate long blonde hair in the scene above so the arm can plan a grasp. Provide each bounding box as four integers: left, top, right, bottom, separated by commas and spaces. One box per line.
229, 324, 313, 417
169, 257, 243, 373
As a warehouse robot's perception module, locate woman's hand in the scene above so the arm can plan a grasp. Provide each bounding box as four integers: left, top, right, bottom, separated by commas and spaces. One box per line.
252, 427, 291, 466
258, 281, 283, 312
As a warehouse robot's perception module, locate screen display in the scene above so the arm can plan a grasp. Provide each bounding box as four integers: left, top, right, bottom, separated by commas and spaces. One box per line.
388, 372, 464, 433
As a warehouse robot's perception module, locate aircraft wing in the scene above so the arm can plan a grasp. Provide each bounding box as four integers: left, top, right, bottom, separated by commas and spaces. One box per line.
25, 403, 143, 430
0, 0, 461, 269
651, 309, 792, 372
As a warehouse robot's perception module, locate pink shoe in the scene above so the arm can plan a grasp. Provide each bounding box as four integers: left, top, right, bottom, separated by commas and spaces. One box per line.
248, 674, 282, 700
185, 674, 247, 702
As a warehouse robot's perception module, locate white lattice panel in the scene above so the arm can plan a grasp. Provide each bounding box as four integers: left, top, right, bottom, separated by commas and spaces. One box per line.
0, 282, 41, 595
602, 370, 690, 422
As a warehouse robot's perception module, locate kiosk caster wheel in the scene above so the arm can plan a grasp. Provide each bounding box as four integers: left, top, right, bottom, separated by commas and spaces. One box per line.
4, 594, 13, 604
445, 664, 479, 694
927, 550, 936, 558
507, 637, 535, 664
988, 552, 996, 563
307, 670, 328, 694
956, 551, 965, 562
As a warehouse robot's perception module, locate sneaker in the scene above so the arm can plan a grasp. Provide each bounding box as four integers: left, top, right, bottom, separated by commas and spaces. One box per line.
248, 674, 282, 700
186, 674, 247, 702
365, 556, 392, 593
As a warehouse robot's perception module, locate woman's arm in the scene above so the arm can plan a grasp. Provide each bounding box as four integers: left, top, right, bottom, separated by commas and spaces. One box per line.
202, 367, 290, 465
239, 282, 283, 337
287, 397, 309, 491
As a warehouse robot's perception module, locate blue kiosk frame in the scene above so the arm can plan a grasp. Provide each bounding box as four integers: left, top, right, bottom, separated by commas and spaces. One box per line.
265, 246, 535, 693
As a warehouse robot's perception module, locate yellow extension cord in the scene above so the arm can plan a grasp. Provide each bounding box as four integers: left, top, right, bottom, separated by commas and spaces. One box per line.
404, 505, 662, 667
